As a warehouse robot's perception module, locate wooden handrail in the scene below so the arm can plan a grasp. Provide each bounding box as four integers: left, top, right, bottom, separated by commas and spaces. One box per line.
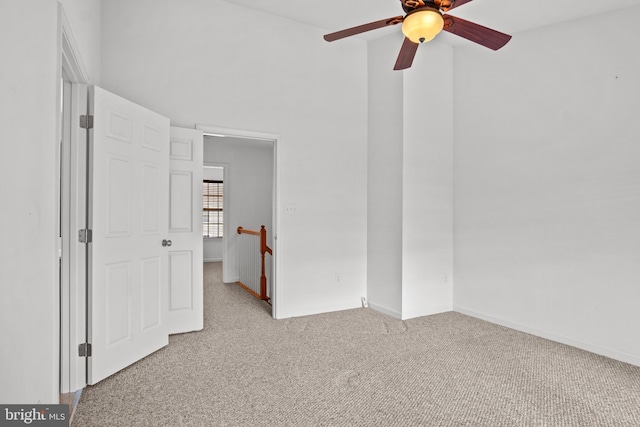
237, 226, 260, 236
237, 225, 272, 301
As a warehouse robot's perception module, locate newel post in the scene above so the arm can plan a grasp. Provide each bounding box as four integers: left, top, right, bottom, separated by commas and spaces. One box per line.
259, 225, 267, 300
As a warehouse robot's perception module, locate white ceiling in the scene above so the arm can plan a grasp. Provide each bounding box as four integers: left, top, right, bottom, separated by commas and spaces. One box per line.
221, 0, 640, 45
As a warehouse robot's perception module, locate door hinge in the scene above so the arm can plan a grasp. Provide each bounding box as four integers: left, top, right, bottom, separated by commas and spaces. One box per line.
80, 115, 94, 129
78, 343, 92, 357
78, 229, 92, 243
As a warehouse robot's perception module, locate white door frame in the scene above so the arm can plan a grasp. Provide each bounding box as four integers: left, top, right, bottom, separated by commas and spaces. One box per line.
58, 4, 89, 394
196, 125, 279, 319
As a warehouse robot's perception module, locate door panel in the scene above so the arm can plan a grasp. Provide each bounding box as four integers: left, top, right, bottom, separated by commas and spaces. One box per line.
142, 164, 161, 234
141, 256, 162, 330
167, 127, 204, 334
104, 261, 131, 345
169, 171, 193, 231
106, 155, 131, 236
88, 86, 170, 385
169, 251, 193, 310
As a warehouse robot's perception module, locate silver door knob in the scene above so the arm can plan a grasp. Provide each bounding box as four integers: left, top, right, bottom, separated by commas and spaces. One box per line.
162, 239, 172, 247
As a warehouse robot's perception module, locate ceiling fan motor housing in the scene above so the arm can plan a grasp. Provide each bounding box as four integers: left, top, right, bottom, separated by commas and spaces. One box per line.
402, 0, 441, 14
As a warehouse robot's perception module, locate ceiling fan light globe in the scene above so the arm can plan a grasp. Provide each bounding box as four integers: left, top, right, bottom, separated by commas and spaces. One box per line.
402, 9, 444, 44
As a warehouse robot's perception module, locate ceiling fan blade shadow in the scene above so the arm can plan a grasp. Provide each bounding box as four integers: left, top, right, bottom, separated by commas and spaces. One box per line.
394, 37, 419, 70
443, 15, 511, 50
324, 16, 404, 42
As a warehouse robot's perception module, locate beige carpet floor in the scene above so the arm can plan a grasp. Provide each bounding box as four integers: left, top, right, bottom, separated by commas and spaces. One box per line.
72, 262, 640, 426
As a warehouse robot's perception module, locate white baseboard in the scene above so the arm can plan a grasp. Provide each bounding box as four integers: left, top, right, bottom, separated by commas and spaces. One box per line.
368, 302, 402, 319
204, 258, 222, 263
368, 302, 452, 320
454, 305, 640, 367
402, 304, 453, 320
276, 302, 362, 320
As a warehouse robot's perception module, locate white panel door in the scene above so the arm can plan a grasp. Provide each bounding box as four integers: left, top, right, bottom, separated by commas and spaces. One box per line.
88, 86, 170, 384
167, 127, 204, 334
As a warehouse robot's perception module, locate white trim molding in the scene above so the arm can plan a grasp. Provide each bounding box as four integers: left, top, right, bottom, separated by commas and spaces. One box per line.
368, 302, 402, 320
455, 305, 640, 368
57, 2, 90, 395
402, 305, 453, 321
196, 124, 279, 143
59, 4, 89, 84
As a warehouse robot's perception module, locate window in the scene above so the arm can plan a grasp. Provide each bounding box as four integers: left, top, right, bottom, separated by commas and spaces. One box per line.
203, 180, 223, 238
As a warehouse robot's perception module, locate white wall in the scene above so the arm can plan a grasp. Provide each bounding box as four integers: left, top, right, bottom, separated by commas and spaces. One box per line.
453, 5, 640, 366
203, 166, 224, 262
402, 40, 454, 319
204, 138, 273, 280
367, 34, 404, 318
0, 0, 59, 405
0, 0, 101, 404
100, 0, 369, 318
367, 34, 454, 320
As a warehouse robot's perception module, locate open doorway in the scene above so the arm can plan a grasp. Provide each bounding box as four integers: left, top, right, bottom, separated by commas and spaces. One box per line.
198, 127, 278, 317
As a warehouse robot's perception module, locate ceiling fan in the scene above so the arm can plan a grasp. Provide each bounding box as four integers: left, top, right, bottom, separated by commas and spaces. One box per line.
324, 0, 511, 70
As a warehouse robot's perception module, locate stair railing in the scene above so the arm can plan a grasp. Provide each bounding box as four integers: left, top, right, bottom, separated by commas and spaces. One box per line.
237, 225, 273, 302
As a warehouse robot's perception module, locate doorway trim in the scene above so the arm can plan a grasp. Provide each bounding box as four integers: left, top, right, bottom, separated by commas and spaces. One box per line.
58, 3, 89, 395
196, 125, 280, 319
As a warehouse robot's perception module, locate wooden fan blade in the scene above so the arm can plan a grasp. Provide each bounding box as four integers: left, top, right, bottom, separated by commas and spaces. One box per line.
443, 15, 511, 50
324, 16, 403, 42
394, 37, 419, 70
